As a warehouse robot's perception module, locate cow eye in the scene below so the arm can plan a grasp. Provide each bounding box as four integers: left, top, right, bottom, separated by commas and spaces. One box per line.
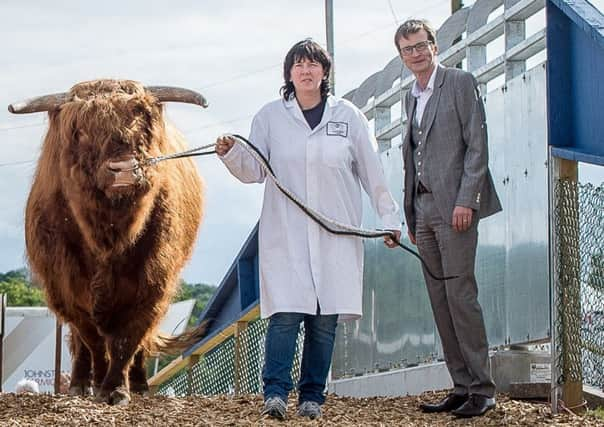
133, 104, 151, 117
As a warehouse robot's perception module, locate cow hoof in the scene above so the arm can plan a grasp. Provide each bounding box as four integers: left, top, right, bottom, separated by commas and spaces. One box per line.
94, 387, 130, 405
69, 385, 92, 396
109, 388, 131, 406
129, 383, 150, 396
94, 390, 109, 403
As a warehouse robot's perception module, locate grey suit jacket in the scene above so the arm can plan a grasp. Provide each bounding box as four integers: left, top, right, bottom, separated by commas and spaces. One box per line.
402, 65, 502, 235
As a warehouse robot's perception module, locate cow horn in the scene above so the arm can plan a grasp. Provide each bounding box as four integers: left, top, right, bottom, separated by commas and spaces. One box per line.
146, 86, 208, 108
8, 93, 71, 114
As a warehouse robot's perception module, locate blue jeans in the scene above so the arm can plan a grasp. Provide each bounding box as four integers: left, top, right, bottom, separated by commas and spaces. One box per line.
262, 311, 338, 405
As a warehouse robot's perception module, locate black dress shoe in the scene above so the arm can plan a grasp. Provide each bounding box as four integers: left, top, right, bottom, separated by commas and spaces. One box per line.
420, 393, 468, 413
452, 394, 496, 418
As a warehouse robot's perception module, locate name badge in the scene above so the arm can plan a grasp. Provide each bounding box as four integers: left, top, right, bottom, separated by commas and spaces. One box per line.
326, 121, 348, 137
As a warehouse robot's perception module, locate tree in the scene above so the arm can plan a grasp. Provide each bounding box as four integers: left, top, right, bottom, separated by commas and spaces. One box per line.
174, 281, 216, 326
0, 269, 46, 306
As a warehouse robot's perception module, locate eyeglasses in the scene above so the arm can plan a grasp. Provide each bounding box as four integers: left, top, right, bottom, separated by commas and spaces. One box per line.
399, 40, 433, 56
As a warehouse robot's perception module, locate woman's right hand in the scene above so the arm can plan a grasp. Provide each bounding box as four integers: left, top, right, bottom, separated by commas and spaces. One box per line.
215, 135, 236, 156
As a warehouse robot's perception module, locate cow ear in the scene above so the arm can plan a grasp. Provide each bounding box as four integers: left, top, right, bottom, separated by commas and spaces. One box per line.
48, 109, 59, 121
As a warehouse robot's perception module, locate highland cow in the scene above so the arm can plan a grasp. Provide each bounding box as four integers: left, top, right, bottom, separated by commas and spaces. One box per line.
9, 80, 207, 405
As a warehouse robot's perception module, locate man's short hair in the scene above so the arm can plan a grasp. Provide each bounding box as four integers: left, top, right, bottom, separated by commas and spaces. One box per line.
394, 19, 437, 51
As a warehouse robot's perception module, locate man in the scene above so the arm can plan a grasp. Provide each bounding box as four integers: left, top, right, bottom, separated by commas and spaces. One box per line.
394, 19, 502, 418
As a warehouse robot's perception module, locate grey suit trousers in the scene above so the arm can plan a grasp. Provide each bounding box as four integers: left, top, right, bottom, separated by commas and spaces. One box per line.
415, 192, 495, 397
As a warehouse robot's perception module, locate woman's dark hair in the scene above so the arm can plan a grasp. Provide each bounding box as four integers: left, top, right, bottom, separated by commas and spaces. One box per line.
280, 39, 332, 101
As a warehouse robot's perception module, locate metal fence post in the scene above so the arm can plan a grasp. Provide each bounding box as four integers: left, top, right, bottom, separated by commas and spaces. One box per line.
54, 320, 62, 394
0, 293, 6, 392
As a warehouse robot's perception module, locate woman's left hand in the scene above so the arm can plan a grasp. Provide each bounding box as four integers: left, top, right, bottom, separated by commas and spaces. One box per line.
384, 230, 401, 248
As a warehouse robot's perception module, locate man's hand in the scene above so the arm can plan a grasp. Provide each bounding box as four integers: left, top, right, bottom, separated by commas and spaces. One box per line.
407, 230, 416, 245
384, 230, 402, 248
452, 206, 473, 232
215, 135, 236, 156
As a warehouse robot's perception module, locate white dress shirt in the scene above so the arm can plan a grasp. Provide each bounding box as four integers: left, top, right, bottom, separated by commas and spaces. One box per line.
220, 95, 400, 321
411, 64, 440, 125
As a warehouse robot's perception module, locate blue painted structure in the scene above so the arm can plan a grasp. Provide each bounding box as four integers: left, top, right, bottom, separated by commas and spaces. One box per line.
547, 0, 604, 165
184, 223, 259, 357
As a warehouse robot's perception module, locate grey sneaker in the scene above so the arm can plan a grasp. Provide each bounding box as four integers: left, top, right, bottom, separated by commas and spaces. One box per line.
297, 401, 321, 419
261, 396, 287, 420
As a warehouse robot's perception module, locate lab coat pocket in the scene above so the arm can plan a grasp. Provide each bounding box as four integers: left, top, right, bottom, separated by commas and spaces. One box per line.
321, 137, 352, 169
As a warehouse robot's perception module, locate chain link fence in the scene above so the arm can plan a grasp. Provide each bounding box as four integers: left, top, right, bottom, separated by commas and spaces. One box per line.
554, 179, 604, 392
156, 317, 304, 397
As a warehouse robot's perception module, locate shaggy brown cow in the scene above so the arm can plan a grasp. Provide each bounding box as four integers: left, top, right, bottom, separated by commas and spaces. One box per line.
9, 80, 207, 405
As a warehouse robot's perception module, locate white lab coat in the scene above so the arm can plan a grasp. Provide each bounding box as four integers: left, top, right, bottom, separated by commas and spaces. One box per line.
220, 95, 400, 321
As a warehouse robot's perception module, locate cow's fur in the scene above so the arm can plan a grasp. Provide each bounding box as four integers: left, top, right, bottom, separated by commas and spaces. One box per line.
25, 80, 205, 404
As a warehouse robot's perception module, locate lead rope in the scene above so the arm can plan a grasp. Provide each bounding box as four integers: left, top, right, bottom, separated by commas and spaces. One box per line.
141, 134, 457, 281
141, 142, 218, 166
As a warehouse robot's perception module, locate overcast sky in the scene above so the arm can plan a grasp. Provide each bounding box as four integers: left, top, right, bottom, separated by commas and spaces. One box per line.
0, 1, 456, 285
0, 1, 602, 286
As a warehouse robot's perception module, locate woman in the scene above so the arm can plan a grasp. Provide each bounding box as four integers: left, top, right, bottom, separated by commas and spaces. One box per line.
216, 39, 401, 420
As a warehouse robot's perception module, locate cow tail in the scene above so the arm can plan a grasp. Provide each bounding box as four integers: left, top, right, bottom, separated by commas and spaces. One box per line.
153, 320, 209, 356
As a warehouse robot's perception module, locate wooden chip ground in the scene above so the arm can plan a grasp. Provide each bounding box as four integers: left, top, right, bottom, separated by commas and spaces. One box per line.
1, 391, 602, 426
